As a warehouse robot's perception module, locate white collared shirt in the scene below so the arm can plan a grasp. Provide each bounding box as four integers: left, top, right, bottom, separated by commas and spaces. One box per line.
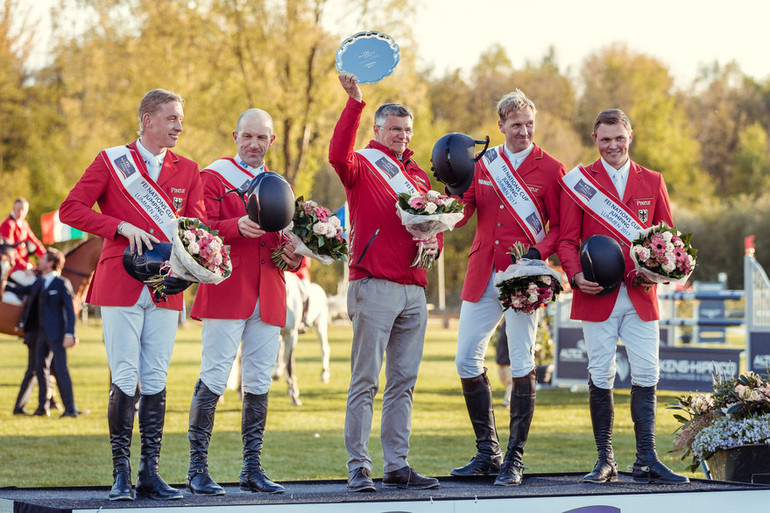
235, 154, 265, 174
600, 157, 631, 198
137, 140, 167, 181
503, 143, 534, 171
42, 271, 60, 290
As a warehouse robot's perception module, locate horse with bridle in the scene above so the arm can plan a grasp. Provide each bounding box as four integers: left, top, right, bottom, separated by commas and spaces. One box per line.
0, 236, 103, 337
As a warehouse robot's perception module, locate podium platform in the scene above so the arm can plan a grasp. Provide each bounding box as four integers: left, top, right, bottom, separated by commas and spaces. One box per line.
2, 472, 769, 513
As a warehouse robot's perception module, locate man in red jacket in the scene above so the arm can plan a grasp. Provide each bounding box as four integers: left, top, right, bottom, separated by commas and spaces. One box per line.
451, 89, 565, 486
186, 108, 302, 497
59, 88, 207, 501
330, 73, 440, 492
557, 109, 688, 485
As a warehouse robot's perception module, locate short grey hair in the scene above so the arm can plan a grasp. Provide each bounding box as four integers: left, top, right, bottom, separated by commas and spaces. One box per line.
137, 88, 184, 136
593, 109, 632, 135
374, 103, 413, 126
497, 89, 537, 121
235, 108, 274, 135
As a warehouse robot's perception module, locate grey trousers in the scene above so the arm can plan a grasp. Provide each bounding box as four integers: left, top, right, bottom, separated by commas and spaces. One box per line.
344, 277, 428, 473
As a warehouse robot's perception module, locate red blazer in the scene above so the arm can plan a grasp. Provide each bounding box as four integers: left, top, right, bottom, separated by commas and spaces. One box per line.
457, 145, 565, 302
189, 166, 288, 327
556, 159, 673, 322
59, 141, 206, 311
0, 215, 46, 273
329, 97, 442, 286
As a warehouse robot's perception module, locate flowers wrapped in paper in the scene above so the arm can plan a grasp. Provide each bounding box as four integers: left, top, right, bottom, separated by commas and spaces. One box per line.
271, 197, 348, 271
494, 242, 563, 315
146, 217, 232, 299
395, 191, 465, 269
630, 222, 697, 287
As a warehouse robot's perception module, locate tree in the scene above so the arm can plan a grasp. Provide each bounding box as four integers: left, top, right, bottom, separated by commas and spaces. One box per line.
732, 121, 770, 196
685, 62, 768, 195
577, 44, 711, 203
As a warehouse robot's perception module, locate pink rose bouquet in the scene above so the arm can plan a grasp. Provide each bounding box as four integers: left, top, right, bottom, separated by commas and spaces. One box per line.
271, 197, 348, 271
494, 242, 563, 314
147, 217, 232, 299
395, 191, 464, 269
630, 222, 697, 287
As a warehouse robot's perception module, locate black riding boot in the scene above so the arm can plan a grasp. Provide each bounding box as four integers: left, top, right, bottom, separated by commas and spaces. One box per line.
582, 379, 618, 483
135, 389, 183, 500
108, 384, 135, 501
187, 380, 225, 495
630, 385, 689, 484
451, 371, 503, 476
494, 369, 536, 486
239, 392, 285, 494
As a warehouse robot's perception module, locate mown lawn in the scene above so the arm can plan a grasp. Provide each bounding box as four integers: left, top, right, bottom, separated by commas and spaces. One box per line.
0, 319, 699, 487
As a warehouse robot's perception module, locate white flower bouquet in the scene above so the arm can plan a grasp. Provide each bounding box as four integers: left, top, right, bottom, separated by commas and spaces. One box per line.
271, 197, 348, 270
670, 371, 770, 471
494, 242, 563, 314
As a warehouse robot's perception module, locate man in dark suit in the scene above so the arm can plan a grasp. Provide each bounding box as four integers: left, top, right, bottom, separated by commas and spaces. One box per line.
16, 248, 83, 418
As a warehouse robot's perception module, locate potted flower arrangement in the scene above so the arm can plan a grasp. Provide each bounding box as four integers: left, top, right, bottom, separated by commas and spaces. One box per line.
669, 371, 770, 482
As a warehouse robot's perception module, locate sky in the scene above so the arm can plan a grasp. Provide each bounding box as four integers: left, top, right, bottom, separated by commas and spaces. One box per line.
368, 0, 770, 87
24, 0, 770, 87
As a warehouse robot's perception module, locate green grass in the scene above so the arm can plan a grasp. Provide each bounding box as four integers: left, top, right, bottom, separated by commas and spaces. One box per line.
0, 320, 699, 487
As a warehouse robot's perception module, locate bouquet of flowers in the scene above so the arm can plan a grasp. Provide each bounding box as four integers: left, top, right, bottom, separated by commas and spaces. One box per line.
494, 242, 563, 314
146, 217, 232, 299
669, 371, 770, 471
395, 191, 465, 269
271, 197, 348, 271
630, 221, 697, 288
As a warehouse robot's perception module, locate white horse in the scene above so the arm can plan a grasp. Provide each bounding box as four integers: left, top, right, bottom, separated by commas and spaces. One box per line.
273, 272, 331, 406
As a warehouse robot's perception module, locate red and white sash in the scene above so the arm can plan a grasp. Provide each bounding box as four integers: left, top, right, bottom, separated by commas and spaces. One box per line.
560, 165, 645, 245
356, 148, 423, 199
101, 145, 178, 242
479, 145, 546, 244
204, 158, 256, 191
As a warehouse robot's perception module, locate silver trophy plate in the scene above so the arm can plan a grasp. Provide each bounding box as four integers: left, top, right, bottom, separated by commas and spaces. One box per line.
335, 30, 400, 84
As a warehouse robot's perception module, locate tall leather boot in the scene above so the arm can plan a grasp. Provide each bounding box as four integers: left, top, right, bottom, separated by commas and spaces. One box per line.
450, 371, 503, 476
582, 379, 618, 483
630, 385, 689, 484
135, 389, 183, 500
108, 384, 136, 501
494, 369, 536, 486
187, 380, 225, 495
239, 392, 285, 494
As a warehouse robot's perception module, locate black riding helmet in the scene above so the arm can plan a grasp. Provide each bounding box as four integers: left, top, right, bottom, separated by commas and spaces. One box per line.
580, 234, 626, 295
430, 133, 489, 196
243, 171, 295, 232
122, 242, 172, 283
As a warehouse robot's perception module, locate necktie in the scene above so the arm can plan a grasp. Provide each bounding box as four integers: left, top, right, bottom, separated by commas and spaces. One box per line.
613, 172, 623, 196
147, 157, 162, 181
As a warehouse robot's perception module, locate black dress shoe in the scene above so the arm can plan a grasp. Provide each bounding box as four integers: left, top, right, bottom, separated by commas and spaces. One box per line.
61, 410, 78, 418
631, 461, 690, 484
347, 467, 375, 492
32, 408, 50, 417
13, 407, 30, 416
382, 466, 439, 490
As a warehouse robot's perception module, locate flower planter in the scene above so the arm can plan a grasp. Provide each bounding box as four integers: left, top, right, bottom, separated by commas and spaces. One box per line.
707, 444, 770, 483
